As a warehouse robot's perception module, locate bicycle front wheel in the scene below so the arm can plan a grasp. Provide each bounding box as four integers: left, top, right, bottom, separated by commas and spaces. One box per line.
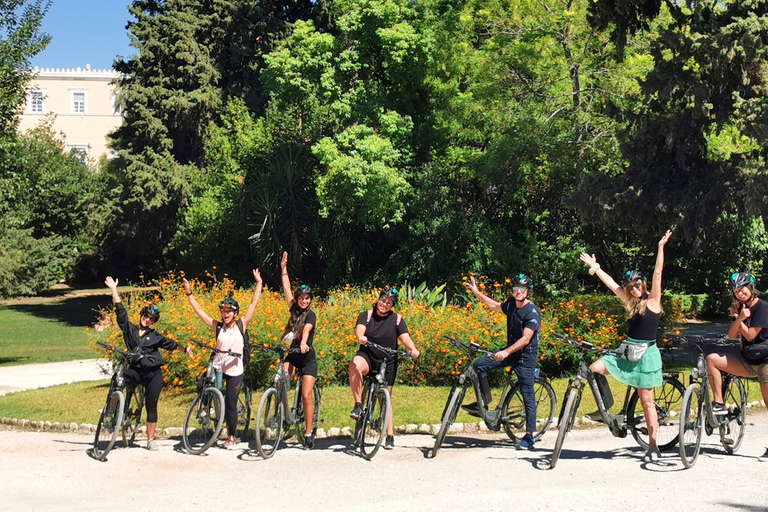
679, 383, 703, 468
627, 375, 685, 451
550, 388, 579, 469
122, 385, 145, 447
183, 387, 225, 455
720, 376, 747, 454
255, 387, 284, 459
92, 389, 125, 461
360, 387, 391, 460
501, 376, 556, 443
235, 384, 252, 441
432, 386, 465, 457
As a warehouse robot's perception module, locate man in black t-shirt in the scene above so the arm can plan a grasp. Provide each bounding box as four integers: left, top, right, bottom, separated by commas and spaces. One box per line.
463, 273, 541, 450
349, 287, 420, 450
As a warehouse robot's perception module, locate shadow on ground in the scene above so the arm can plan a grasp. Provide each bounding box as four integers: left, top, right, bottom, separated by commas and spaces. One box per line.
4, 296, 112, 327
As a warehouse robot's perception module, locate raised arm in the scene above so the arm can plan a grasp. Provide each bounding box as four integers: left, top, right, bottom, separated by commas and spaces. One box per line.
241, 269, 263, 329
280, 252, 294, 307
182, 278, 216, 329
648, 230, 672, 307
105, 276, 122, 304
464, 275, 502, 313
579, 253, 627, 301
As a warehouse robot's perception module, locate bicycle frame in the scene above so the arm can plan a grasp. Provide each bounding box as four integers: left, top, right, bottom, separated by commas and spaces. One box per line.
452, 357, 521, 430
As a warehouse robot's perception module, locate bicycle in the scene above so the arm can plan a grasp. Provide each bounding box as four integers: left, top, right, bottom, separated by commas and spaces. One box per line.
182, 338, 242, 455
550, 333, 686, 469
350, 342, 413, 460
430, 335, 556, 458
254, 345, 322, 459
679, 335, 747, 468
90, 341, 146, 461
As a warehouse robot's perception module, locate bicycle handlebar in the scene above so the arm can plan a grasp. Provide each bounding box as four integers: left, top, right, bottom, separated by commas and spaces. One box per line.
96, 341, 141, 362
660, 333, 741, 349
552, 332, 622, 356
254, 344, 302, 356
190, 338, 242, 358
443, 335, 494, 357
364, 341, 414, 359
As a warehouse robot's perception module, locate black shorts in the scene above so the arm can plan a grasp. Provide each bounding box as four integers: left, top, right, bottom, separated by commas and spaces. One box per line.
285, 348, 318, 378
356, 349, 398, 387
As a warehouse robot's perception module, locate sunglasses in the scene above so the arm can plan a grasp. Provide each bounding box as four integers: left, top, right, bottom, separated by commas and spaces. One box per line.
627, 282, 643, 291
378, 297, 394, 307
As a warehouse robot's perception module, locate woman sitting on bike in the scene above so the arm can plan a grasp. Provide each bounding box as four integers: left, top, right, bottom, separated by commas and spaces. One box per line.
707, 272, 768, 462
280, 251, 318, 449
580, 229, 671, 462
105, 276, 193, 452
183, 270, 263, 450
463, 273, 541, 450
349, 287, 420, 450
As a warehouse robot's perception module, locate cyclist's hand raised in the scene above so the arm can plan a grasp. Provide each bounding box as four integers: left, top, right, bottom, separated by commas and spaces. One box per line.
464, 275, 479, 293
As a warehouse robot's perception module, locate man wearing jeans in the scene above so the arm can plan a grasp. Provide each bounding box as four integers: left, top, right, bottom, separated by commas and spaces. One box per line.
462, 273, 541, 449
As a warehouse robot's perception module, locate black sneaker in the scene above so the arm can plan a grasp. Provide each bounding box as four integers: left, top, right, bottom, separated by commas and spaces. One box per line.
585, 410, 604, 423
712, 402, 728, 416
304, 434, 315, 450
350, 403, 363, 419
758, 448, 768, 462
384, 435, 394, 450
461, 402, 481, 417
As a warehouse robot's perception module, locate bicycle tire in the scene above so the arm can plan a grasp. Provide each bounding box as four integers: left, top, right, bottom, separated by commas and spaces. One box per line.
255, 387, 284, 459
501, 376, 556, 443
550, 388, 579, 469
121, 385, 145, 447
235, 384, 252, 441
295, 382, 322, 446
679, 383, 703, 468
720, 376, 747, 454
92, 389, 125, 461
431, 386, 465, 457
627, 375, 685, 451
360, 387, 391, 460
182, 387, 225, 455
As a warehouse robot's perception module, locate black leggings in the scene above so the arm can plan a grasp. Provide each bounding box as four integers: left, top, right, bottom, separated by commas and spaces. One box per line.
223, 373, 244, 437
123, 368, 164, 423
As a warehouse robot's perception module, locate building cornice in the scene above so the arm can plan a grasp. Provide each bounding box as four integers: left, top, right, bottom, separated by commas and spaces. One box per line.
32, 65, 121, 80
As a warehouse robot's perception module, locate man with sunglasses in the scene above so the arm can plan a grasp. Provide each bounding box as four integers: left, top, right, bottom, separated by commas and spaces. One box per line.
462, 273, 541, 450
349, 287, 419, 449
105, 276, 193, 451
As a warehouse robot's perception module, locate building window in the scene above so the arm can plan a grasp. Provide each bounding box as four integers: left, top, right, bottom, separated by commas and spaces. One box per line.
70, 90, 87, 114
67, 144, 90, 164
28, 89, 46, 114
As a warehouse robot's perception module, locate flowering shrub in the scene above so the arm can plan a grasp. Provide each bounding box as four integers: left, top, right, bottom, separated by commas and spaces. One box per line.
87, 273, 682, 388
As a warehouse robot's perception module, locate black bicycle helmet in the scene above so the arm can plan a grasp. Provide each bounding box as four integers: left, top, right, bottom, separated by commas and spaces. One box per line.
140, 304, 160, 321
294, 284, 314, 300
379, 286, 399, 306
730, 272, 755, 291
218, 291, 240, 314
622, 270, 647, 286
511, 273, 533, 288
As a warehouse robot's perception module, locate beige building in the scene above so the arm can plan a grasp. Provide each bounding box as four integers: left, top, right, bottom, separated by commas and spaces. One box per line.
17, 65, 123, 165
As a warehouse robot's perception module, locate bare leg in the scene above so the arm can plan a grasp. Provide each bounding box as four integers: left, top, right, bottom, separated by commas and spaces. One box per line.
349, 355, 369, 404
707, 353, 751, 403
302, 374, 316, 435
589, 359, 608, 375
147, 422, 157, 440
637, 388, 658, 448
386, 385, 395, 436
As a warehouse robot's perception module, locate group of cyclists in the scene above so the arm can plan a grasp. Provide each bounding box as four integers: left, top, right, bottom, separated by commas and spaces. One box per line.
105, 232, 768, 464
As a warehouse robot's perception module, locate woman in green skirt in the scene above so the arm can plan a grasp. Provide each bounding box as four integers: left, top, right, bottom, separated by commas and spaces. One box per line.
579, 229, 672, 462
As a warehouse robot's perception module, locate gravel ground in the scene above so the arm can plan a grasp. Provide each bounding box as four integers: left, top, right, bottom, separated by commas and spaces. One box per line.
2, 412, 768, 512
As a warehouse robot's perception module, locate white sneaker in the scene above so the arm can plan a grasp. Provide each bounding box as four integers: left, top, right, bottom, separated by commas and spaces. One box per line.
147, 439, 159, 451
642, 447, 661, 463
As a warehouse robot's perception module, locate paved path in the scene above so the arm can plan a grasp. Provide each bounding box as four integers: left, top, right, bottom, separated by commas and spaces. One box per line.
0, 359, 107, 396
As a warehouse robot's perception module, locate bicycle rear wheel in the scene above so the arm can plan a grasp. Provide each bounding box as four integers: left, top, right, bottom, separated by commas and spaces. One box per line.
720, 376, 747, 454
360, 387, 390, 460
550, 388, 579, 469
235, 384, 252, 441
432, 386, 465, 457
255, 387, 284, 459
501, 376, 556, 443
627, 375, 685, 451
182, 387, 225, 455
92, 390, 124, 461
295, 383, 322, 446
679, 383, 703, 468
121, 385, 144, 447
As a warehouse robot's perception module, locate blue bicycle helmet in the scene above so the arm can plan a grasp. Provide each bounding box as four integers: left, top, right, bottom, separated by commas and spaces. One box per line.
140, 304, 160, 321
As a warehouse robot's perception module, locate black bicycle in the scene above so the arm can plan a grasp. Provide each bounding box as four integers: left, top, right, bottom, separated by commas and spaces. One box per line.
182, 338, 243, 455
431, 335, 556, 457
90, 341, 146, 461
350, 342, 413, 460
254, 345, 322, 459
679, 335, 746, 468
550, 333, 685, 468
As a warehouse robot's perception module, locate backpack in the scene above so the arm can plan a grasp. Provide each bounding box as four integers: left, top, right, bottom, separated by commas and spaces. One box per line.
215, 319, 250, 364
